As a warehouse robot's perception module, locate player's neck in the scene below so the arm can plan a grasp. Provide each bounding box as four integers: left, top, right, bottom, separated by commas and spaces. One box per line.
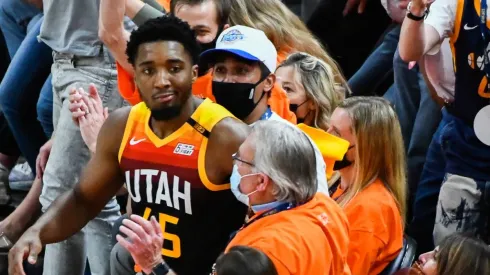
243, 99, 268, 125
150, 97, 199, 139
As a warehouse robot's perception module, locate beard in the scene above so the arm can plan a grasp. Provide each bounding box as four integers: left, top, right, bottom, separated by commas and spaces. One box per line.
150, 105, 183, 121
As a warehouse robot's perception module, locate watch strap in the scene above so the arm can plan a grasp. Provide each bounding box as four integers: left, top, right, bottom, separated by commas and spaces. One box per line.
151, 262, 170, 275
407, 11, 426, 21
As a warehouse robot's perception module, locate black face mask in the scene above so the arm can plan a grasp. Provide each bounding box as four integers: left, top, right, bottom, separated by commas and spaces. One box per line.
212, 78, 267, 120
333, 145, 355, 170
290, 100, 309, 124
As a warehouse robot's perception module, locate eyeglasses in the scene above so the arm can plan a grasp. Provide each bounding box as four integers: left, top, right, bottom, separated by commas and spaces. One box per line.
232, 152, 254, 167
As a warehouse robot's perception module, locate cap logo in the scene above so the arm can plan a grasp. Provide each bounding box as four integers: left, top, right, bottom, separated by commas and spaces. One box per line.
221, 29, 245, 44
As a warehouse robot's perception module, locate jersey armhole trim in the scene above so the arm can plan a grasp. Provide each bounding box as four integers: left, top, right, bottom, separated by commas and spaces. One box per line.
450, 0, 464, 45
197, 115, 234, 192
198, 138, 231, 191
118, 107, 138, 163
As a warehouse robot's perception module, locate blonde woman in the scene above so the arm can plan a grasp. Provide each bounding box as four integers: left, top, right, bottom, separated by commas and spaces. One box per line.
228, 0, 348, 89
276, 52, 345, 129
276, 52, 349, 185
329, 97, 407, 275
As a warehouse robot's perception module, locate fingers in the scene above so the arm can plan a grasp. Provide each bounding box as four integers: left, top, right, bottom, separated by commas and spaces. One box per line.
8, 246, 28, 275
116, 234, 135, 252
343, 0, 358, 16
119, 224, 144, 248
40, 152, 48, 175
103, 107, 109, 120
408, 61, 417, 70
150, 216, 162, 236
398, 0, 409, 9
88, 83, 104, 114
357, 0, 367, 14
130, 215, 155, 236
35, 154, 42, 179
27, 241, 42, 265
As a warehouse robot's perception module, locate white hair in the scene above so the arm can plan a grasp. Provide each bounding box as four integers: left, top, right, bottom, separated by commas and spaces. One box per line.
250, 120, 318, 203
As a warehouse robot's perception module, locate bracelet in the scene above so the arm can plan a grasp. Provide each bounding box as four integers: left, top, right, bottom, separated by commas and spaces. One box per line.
407, 1, 428, 21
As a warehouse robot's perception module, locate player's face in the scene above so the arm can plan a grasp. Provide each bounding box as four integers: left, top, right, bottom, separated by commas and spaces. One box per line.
134, 41, 198, 121
174, 1, 220, 44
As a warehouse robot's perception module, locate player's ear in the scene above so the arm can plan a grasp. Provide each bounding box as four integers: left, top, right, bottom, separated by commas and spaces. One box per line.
192, 64, 199, 83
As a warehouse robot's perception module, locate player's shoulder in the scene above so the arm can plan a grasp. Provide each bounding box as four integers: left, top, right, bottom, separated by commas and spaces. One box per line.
100, 106, 132, 139
211, 117, 250, 145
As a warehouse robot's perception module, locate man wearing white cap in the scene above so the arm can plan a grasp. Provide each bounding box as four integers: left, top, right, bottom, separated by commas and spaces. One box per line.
199, 25, 330, 197
199, 25, 278, 124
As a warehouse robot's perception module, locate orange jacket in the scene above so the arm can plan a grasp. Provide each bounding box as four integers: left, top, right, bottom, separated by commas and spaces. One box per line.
226, 193, 352, 275
335, 179, 404, 275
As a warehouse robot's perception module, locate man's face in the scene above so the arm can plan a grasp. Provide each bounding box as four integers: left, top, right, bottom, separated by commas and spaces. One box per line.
174, 0, 220, 44
212, 55, 268, 102
134, 41, 197, 120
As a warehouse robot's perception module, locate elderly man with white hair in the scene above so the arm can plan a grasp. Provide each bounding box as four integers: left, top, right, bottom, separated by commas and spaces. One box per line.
117, 120, 351, 275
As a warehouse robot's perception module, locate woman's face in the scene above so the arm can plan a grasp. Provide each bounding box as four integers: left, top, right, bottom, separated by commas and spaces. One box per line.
416, 248, 439, 275
275, 65, 314, 122
328, 107, 356, 161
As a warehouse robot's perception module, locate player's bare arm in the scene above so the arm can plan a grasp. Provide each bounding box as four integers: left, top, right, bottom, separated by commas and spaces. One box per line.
8, 107, 131, 274
205, 117, 251, 183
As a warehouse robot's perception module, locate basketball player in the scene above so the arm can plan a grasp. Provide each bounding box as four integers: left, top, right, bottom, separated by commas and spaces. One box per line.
9, 16, 249, 275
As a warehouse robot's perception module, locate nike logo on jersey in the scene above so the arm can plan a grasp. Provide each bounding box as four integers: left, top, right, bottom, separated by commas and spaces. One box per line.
464, 24, 478, 30
130, 137, 146, 146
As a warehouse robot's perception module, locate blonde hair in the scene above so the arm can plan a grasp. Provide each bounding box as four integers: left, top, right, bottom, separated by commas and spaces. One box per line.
278, 52, 345, 130
227, 0, 349, 91
336, 97, 407, 224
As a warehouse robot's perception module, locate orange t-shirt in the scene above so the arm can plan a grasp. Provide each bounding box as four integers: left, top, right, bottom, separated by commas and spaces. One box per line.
226, 193, 352, 275
342, 179, 404, 275
156, 0, 170, 11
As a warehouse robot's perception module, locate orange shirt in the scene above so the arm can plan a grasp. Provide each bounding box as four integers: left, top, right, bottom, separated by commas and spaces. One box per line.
156, 0, 170, 11
226, 193, 352, 275
341, 179, 403, 275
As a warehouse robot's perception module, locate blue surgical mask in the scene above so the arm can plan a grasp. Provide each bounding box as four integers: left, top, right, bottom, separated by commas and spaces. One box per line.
230, 164, 259, 206
251, 201, 284, 213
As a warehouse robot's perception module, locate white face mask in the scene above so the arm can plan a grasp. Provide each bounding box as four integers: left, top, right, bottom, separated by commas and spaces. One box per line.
230, 164, 259, 206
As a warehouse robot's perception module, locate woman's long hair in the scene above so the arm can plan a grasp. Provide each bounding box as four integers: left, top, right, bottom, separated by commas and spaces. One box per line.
336, 97, 407, 224
437, 234, 490, 274
277, 52, 345, 130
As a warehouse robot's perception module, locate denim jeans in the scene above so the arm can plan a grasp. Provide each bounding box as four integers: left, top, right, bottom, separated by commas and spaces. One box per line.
0, 16, 52, 170
388, 49, 442, 220
348, 25, 400, 96
0, 28, 19, 158
0, 0, 41, 58
39, 47, 127, 275
408, 109, 490, 253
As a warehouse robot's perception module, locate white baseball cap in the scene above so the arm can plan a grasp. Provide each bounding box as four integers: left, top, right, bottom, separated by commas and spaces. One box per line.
199, 25, 277, 73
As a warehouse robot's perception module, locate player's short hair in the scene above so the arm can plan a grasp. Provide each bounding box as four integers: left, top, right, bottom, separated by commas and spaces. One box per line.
126, 15, 200, 65
170, 0, 231, 26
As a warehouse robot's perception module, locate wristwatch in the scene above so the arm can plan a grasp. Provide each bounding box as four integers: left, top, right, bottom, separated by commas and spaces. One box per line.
407, 1, 428, 21
151, 262, 170, 275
